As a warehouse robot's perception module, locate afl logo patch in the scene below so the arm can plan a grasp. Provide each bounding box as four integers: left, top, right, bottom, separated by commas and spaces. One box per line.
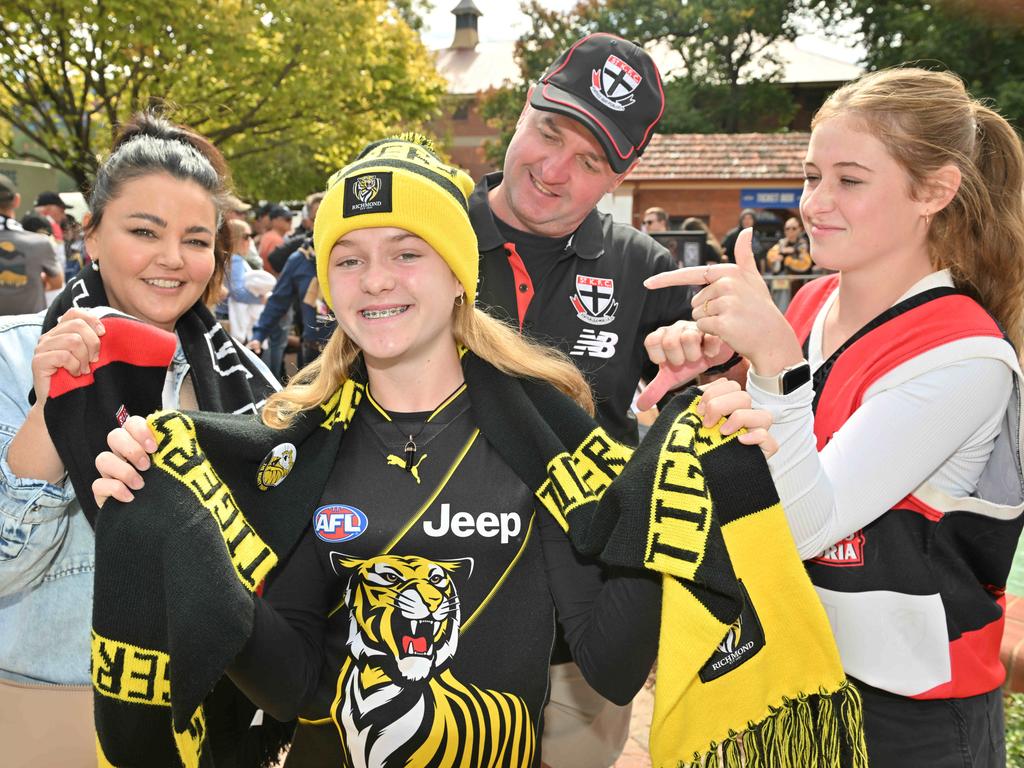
256, 443, 296, 491
314, 504, 368, 543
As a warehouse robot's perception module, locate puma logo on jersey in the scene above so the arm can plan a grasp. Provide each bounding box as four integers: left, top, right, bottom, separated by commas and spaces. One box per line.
387, 453, 428, 483
570, 329, 618, 359
423, 503, 522, 544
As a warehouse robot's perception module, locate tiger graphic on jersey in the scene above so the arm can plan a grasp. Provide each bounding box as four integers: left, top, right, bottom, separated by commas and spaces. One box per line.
329, 553, 535, 768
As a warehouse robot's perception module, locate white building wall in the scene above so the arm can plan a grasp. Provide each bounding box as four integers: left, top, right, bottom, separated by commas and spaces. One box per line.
597, 186, 634, 225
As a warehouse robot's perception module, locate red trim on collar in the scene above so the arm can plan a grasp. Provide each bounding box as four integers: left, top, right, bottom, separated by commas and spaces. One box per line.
504, 242, 534, 331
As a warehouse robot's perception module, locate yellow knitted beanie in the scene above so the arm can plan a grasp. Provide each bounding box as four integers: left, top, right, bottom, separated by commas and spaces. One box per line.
313, 135, 478, 309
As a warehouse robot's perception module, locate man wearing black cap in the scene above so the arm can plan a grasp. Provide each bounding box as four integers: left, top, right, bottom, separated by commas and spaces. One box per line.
469, 32, 692, 768
34, 191, 68, 244
1, 176, 64, 315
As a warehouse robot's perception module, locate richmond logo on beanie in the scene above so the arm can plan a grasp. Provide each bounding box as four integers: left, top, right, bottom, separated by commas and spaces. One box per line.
344, 172, 392, 216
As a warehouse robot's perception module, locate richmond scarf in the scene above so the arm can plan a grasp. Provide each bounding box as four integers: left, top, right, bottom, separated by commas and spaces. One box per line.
40, 264, 278, 527
82, 349, 866, 767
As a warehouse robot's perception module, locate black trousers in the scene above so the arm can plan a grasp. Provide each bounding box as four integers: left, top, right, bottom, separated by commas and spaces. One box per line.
852, 678, 1005, 767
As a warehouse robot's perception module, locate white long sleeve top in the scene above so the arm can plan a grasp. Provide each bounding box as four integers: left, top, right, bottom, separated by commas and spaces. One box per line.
748, 270, 1014, 560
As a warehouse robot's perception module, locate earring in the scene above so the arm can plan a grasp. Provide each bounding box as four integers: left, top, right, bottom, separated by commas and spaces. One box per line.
91, 260, 100, 271
924, 213, 932, 229
454, 293, 465, 307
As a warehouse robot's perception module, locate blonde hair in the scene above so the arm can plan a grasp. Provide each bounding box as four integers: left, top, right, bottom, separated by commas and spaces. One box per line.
814, 67, 1024, 352
261, 302, 594, 428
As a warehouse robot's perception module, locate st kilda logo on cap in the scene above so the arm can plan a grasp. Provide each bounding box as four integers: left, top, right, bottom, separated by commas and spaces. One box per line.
590, 54, 642, 112
344, 171, 393, 217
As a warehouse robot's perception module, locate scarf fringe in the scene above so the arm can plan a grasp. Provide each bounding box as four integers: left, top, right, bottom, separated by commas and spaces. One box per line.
681, 681, 868, 768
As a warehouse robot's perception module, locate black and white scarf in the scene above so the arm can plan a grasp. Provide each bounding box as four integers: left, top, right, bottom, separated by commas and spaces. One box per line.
41, 263, 278, 526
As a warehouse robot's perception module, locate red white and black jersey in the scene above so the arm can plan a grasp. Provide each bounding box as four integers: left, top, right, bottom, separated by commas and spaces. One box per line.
788, 275, 1024, 699
470, 173, 692, 446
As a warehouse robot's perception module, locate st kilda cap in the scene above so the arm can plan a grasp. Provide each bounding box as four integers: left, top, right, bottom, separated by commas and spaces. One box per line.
530, 33, 665, 174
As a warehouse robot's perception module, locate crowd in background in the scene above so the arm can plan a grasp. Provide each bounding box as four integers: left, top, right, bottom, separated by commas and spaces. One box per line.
641, 204, 819, 312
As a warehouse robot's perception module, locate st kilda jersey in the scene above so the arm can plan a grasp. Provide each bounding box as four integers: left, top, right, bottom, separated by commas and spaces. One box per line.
232, 387, 660, 767
788, 275, 1024, 700
470, 174, 693, 446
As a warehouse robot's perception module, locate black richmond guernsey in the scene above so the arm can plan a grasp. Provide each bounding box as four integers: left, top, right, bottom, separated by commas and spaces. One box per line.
470, 173, 693, 447
229, 387, 660, 768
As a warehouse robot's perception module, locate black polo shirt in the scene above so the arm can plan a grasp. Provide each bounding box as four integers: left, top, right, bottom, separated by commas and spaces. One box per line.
470, 173, 693, 446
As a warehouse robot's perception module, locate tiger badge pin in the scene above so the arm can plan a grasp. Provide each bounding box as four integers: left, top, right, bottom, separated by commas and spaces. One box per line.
256, 443, 297, 491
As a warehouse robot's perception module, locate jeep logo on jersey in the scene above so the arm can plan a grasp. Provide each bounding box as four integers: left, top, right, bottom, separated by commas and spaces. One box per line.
570, 329, 618, 359
571, 275, 619, 325
698, 581, 766, 683
590, 55, 641, 112
811, 530, 866, 567
314, 504, 368, 543
423, 503, 522, 544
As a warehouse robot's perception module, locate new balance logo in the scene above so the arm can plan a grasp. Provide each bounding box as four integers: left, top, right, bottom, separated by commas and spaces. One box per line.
570, 329, 618, 358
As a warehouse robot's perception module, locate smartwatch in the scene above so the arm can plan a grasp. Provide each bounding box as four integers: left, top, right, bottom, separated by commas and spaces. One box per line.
753, 361, 811, 396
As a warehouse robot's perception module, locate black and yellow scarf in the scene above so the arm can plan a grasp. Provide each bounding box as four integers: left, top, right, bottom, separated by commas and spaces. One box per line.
91, 352, 866, 768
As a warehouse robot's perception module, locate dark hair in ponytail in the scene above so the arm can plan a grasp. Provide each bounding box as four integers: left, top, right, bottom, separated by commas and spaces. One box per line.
814, 68, 1024, 353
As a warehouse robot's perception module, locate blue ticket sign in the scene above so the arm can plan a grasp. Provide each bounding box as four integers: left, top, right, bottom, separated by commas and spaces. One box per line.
740, 188, 802, 209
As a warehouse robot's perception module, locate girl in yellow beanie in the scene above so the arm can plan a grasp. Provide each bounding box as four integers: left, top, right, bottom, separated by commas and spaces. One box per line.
90, 136, 795, 768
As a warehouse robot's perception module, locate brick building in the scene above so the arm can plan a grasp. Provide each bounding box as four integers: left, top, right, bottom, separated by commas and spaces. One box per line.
429, 0, 516, 180
615, 132, 811, 241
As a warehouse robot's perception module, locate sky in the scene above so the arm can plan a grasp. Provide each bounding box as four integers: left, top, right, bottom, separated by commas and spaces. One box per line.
419, 0, 578, 48
419, 0, 863, 64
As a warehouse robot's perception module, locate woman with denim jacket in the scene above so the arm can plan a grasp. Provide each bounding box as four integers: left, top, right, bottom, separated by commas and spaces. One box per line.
0, 112, 277, 767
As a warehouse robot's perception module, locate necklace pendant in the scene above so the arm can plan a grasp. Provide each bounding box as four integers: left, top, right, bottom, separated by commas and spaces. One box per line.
404, 438, 416, 471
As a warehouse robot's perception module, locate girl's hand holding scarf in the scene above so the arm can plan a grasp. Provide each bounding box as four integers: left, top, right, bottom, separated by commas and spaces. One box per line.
697, 376, 778, 458
93, 415, 158, 507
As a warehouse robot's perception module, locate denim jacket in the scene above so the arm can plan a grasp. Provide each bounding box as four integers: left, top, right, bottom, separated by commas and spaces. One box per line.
0, 311, 276, 685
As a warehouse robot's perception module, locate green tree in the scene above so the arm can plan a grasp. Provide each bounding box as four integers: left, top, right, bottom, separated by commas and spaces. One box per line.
837, 0, 1024, 130
595, 0, 838, 131
0, 0, 446, 200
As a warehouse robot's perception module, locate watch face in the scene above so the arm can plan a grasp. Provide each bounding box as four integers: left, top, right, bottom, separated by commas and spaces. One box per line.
781, 363, 811, 395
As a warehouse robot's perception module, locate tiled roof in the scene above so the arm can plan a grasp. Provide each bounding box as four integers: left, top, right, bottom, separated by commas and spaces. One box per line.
631, 132, 811, 181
